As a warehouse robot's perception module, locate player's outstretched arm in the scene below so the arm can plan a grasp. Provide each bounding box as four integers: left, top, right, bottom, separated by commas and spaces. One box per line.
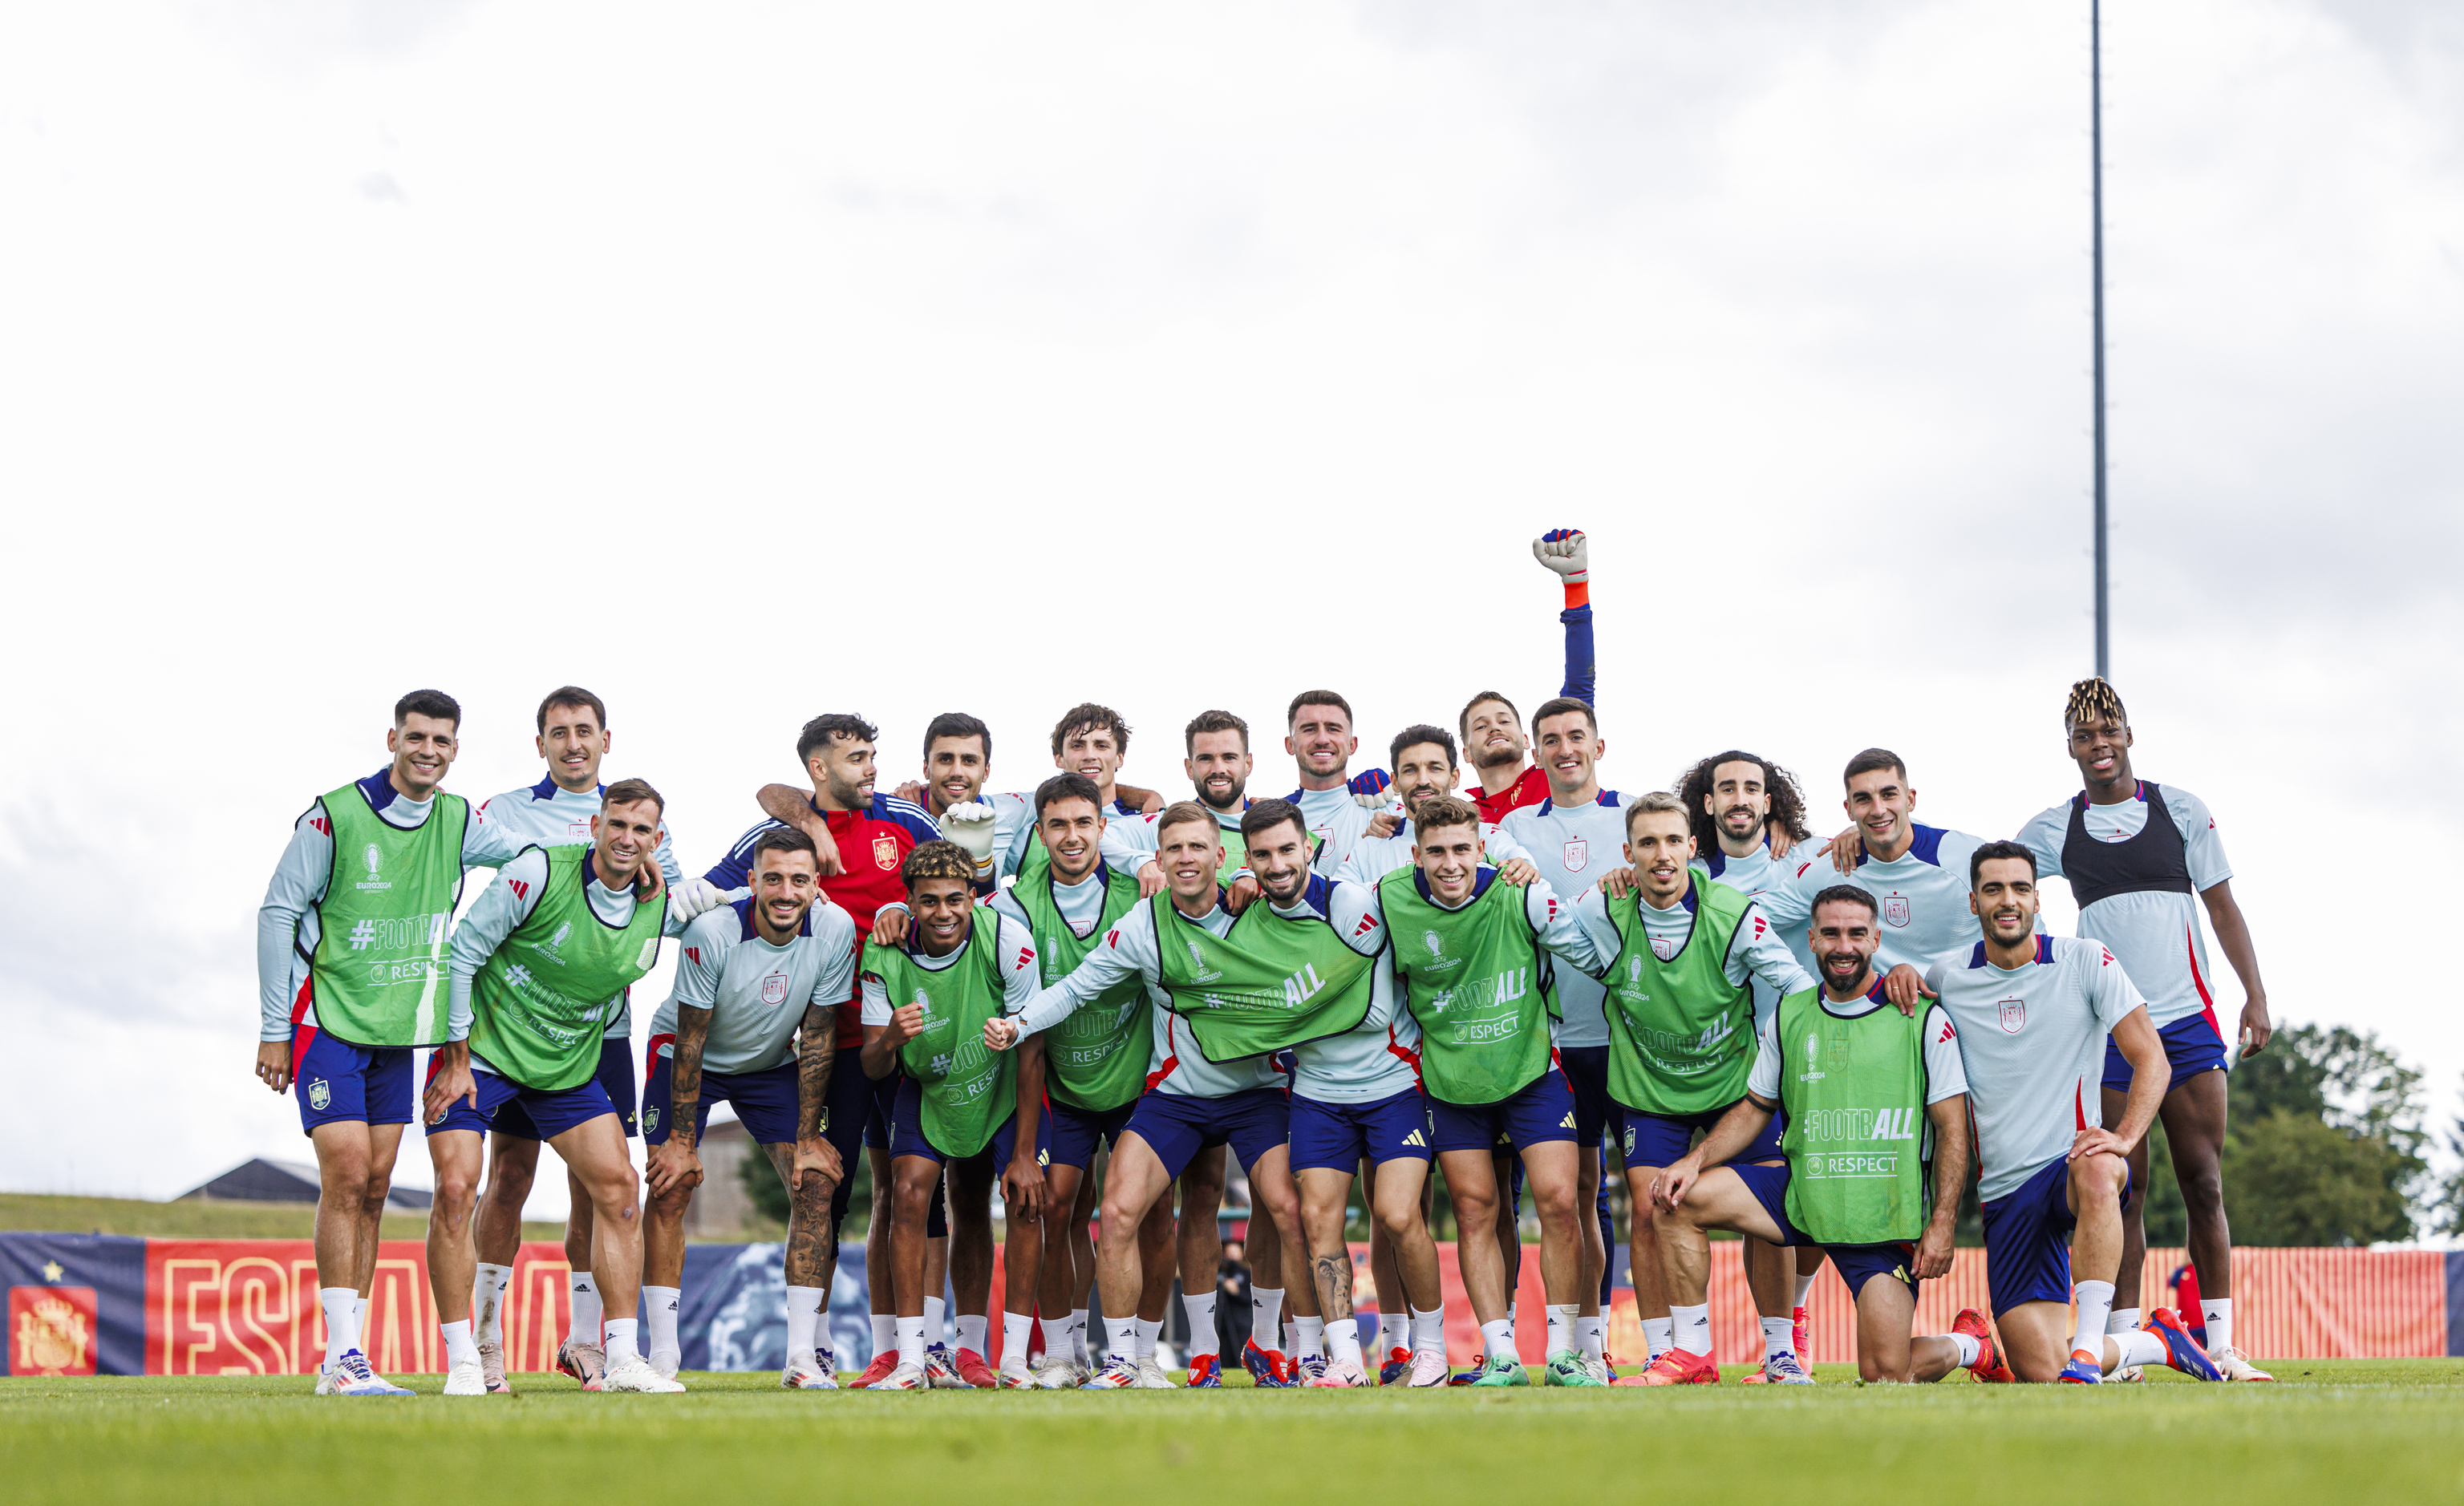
756, 783, 844, 876
1916, 1095, 1972, 1279
2198, 878, 2272, 1053
1533, 528, 1595, 706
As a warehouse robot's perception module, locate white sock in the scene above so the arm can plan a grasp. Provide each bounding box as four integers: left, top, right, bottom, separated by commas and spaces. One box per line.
1182, 1293, 1220, 1358
2108, 1306, 2141, 1336
644, 1285, 682, 1362
1791, 1271, 1818, 1309
440, 1318, 479, 1368
1104, 1312, 1139, 1364
1250, 1289, 1284, 1353
1642, 1316, 1674, 1362
1761, 1315, 1793, 1362
319, 1287, 359, 1367
1043, 1315, 1075, 1356
1479, 1318, 1515, 1362
897, 1315, 926, 1370
1295, 1315, 1323, 1360
1948, 1331, 1980, 1368
2072, 1281, 2115, 1359
1325, 1317, 1363, 1366
1285, 1318, 1302, 1357
1376, 1311, 1404, 1356
569, 1274, 602, 1347
1578, 1313, 1606, 1362
1545, 1304, 1577, 1356
871, 1313, 895, 1356
1134, 1317, 1164, 1359
1070, 1308, 1091, 1364
1411, 1305, 1447, 1359
923, 1295, 947, 1344
1002, 1311, 1035, 1372
355, 1294, 370, 1350
786, 1286, 825, 1362
602, 1317, 639, 1365
1672, 1302, 1712, 1358
956, 1313, 988, 1356
2112, 1327, 2167, 1371
472, 1263, 513, 1346
2203, 1298, 2233, 1355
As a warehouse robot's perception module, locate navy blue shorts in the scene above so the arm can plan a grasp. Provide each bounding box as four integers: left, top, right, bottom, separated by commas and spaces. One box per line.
1290, 1089, 1433, 1172
2101, 1010, 2228, 1092
1980, 1155, 2132, 1317
1427, 1068, 1578, 1155
1049, 1098, 1141, 1171
1555, 1046, 1619, 1150
492, 1038, 637, 1140
642, 1055, 800, 1145
1125, 1087, 1291, 1182
886, 1075, 1052, 1170
1619, 1099, 1785, 1168
1730, 1163, 1918, 1304
428, 1065, 620, 1142
862, 1069, 903, 1152
292, 1030, 413, 1134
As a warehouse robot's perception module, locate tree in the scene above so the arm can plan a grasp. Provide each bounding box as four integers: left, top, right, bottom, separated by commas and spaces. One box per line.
2208, 1023, 2427, 1246
2431, 1074, 2464, 1240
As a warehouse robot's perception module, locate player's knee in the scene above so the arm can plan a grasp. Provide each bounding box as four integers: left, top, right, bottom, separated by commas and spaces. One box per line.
1530, 1181, 1577, 1229
432, 1164, 479, 1213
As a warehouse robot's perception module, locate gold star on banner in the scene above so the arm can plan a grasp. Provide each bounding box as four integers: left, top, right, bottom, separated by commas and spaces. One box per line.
42, 1261, 65, 1282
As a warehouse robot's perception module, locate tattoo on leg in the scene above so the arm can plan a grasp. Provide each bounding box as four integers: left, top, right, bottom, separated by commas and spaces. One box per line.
1313, 1253, 1352, 1319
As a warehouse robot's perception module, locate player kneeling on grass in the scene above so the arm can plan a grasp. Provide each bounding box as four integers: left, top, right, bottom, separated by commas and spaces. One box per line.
424, 780, 697, 1395
1644, 887, 1981, 1384
1919, 843, 2222, 1384
861, 840, 1051, 1391
642, 827, 857, 1389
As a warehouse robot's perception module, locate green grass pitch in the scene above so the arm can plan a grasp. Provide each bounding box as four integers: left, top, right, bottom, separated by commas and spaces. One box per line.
6, 1362, 2458, 1504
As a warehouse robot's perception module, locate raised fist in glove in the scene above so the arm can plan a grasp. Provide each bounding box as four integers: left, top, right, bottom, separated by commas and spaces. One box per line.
1532, 528, 1588, 584
939, 800, 1001, 867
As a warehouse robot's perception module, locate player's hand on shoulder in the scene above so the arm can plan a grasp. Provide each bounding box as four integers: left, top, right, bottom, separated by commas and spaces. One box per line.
803, 818, 844, 878
1826, 827, 1858, 874
892, 779, 929, 807
1496, 857, 1538, 887
634, 862, 667, 900
255, 1039, 293, 1095
871, 905, 911, 946
1226, 875, 1262, 914
668, 877, 723, 925
1531, 528, 1588, 582
1765, 820, 1796, 860
1347, 768, 1392, 801
1364, 807, 1402, 840
938, 800, 1000, 864
1595, 864, 1637, 899
983, 1017, 1020, 1052
1134, 860, 1165, 898
1882, 963, 1932, 1014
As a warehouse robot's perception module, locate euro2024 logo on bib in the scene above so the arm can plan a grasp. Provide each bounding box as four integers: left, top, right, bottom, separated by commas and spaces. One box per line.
761, 970, 789, 1006
1799, 1032, 1824, 1083
355, 843, 390, 892
1882, 893, 1911, 928
1562, 837, 1589, 873
1185, 939, 1222, 984
1996, 995, 2028, 1034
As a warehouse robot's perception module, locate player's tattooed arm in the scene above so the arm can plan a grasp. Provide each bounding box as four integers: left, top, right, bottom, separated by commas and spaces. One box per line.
756, 783, 845, 877
1916, 1095, 1972, 1280
647, 1004, 711, 1196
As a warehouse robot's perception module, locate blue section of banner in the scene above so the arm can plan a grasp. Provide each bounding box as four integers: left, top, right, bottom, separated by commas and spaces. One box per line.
0, 1232, 149, 1376
2447, 1251, 2462, 1358
672, 1244, 873, 1372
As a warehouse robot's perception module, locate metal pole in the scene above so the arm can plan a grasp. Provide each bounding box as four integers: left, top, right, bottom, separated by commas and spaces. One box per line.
2091, 0, 2109, 679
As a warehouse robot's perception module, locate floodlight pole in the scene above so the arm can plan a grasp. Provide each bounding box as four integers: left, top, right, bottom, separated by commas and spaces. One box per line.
2091, 0, 2110, 679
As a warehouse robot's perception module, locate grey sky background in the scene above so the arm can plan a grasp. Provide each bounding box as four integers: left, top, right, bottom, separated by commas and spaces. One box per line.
2, 2, 2457, 1217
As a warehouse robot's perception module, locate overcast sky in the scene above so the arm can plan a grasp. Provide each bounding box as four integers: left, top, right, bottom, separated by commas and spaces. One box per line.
2, 2, 2458, 1218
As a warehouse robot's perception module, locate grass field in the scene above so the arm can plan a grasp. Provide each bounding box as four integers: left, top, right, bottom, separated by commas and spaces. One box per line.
4, 1361, 2457, 1504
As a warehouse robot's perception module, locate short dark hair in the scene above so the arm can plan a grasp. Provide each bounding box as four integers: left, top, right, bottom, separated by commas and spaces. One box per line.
1035, 771, 1105, 822
1413, 794, 1481, 836
1810, 885, 1878, 922
1185, 709, 1250, 754
1052, 702, 1130, 759
1968, 840, 2038, 887
751, 826, 819, 866
1457, 690, 1518, 741
902, 840, 977, 890
395, 689, 461, 729
602, 776, 664, 816
797, 713, 878, 764
1238, 796, 1310, 848
1155, 800, 1219, 839
1842, 748, 1907, 787
1676, 750, 1810, 852
922, 711, 992, 763
1530, 696, 1595, 737
1389, 724, 1457, 770
536, 686, 606, 735
1287, 690, 1353, 727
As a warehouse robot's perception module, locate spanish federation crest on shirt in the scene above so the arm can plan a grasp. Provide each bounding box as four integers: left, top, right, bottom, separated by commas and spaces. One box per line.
1562, 837, 1590, 873
1882, 893, 1911, 928
1996, 996, 2028, 1034
761, 971, 789, 1006
873, 835, 899, 871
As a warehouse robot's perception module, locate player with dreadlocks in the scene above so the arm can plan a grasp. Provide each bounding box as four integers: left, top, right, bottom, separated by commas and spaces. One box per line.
1672, 750, 1822, 1378
2011, 678, 2276, 1383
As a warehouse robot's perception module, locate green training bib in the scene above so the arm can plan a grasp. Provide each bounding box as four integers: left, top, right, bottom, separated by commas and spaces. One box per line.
1380, 867, 1557, 1105
306, 782, 469, 1048
1153, 893, 1376, 1059
1775, 986, 1932, 1245
1011, 862, 1151, 1113
1601, 873, 1757, 1117
468, 845, 667, 1090
868, 921, 1018, 1160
